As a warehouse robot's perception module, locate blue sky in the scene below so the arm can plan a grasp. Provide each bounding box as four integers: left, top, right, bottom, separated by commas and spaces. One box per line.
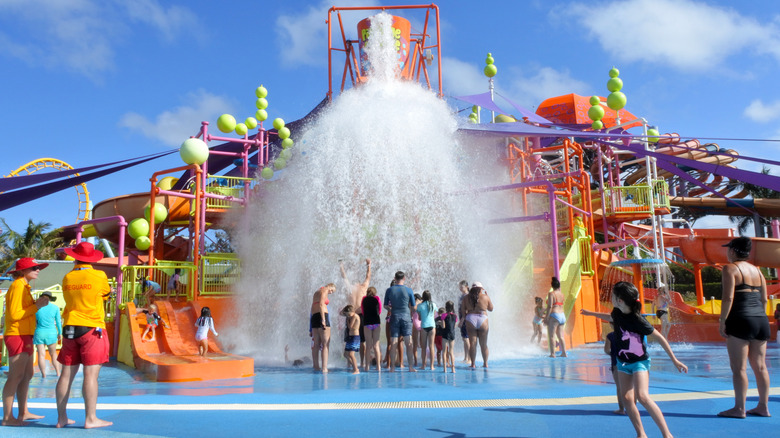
1, 0, 780, 234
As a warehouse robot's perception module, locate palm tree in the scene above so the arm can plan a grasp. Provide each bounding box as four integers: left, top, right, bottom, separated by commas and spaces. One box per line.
0, 218, 64, 273
728, 166, 780, 237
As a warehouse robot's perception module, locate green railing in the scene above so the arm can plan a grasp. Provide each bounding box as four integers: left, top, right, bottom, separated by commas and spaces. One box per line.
577, 236, 595, 276
200, 253, 241, 296
204, 175, 256, 209
121, 263, 196, 307
604, 180, 669, 216
653, 179, 670, 209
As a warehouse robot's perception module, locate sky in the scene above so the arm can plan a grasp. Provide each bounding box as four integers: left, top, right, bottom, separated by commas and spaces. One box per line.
1, 0, 780, 234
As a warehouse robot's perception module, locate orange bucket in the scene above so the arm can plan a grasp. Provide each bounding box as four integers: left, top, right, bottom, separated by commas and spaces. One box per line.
357, 15, 412, 78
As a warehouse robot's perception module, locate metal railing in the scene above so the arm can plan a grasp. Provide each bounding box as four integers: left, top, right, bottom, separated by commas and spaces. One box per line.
204, 175, 256, 209
200, 253, 241, 296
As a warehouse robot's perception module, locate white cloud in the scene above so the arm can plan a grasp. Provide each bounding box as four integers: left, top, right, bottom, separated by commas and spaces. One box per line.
744, 99, 780, 123
442, 57, 588, 110
275, 0, 380, 67
0, 0, 199, 79
119, 90, 236, 147
561, 0, 780, 71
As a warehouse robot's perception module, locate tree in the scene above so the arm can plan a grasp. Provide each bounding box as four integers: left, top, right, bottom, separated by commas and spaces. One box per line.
205, 230, 234, 254
0, 218, 64, 273
728, 166, 780, 237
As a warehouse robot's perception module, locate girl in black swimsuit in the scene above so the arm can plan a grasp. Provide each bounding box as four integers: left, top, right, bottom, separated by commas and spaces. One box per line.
718, 237, 771, 418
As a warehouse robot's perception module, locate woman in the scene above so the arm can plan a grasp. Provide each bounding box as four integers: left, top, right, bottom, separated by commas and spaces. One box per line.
545, 277, 567, 358
2, 257, 47, 426
461, 282, 493, 368
718, 236, 771, 418
417, 290, 437, 370
361, 286, 382, 372
653, 286, 672, 340
310, 283, 335, 373
34, 291, 62, 378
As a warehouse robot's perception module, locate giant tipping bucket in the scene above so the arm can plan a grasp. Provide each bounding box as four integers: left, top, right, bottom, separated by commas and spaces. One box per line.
357, 15, 412, 78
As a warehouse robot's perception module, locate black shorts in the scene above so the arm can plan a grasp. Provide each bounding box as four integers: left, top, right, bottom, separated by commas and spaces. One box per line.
656, 310, 668, 318
310, 313, 330, 330
358, 313, 365, 343
725, 315, 770, 341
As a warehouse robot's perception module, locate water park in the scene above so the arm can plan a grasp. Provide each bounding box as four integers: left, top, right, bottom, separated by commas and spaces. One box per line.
1, 4, 778, 437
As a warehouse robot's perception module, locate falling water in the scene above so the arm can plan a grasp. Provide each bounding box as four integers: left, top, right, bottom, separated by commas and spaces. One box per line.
229, 13, 539, 364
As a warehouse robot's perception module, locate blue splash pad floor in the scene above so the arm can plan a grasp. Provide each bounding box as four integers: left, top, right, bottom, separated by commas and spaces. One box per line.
5, 343, 779, 437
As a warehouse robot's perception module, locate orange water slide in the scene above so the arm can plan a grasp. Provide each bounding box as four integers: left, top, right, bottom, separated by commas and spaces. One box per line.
123, 300, 253, 382
670, 196, 780, 218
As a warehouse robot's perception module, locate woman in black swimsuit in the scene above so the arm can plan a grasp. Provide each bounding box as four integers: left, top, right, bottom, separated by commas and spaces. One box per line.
718, 237, 771, 418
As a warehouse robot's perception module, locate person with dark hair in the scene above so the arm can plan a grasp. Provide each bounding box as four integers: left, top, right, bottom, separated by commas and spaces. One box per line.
2, 258, 47, 426
544, 277, 567, 357
195, 306, 218, 356
310, 283, 335, 373
339, 258, 371, 369
530, 296, 544, 344
461, 282, 493, 368
581, 281, 687, 438
718, 236, 771, 418
653, 286, 672, 340
383, 271, 417, 372
456, 280, 470, 363
417, 290, 438, 370
361, 286, 382, 372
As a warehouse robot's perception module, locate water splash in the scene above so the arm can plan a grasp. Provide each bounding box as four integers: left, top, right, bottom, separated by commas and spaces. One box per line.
228, 12, 537, 364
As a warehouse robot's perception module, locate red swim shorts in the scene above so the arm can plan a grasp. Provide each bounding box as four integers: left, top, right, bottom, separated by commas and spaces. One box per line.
58, 328, 109, 366
4, 335, 34, 357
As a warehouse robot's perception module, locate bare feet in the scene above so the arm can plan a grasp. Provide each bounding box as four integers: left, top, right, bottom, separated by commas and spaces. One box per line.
351, 369, 360, 374
2, 418, 29, 426
483, 364, 488, 368
746, 407, 771, 417
22, 412, 44, 420
717, 408, 746, 418
559, 352, 568, 357
56, 418, 76, 428
408, 367, 417, 373
548, 354, 555, 358
321, 368, 328, 374
613, 409, 625, 415
430, 366, 434, 371
85, 418, 113, 429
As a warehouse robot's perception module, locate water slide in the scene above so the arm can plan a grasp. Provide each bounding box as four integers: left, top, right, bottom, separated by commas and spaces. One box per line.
119, 299, 253, 382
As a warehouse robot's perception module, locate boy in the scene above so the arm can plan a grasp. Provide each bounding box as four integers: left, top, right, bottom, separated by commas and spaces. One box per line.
341, 305, 360, 374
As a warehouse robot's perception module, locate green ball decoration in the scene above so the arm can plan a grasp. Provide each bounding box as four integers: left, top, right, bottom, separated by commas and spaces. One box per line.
128, 218, 150, 239
484, 64, 498, 78
277, 126, 291, 139
235, 123, 248, 136
609, 67, 620, 78
468, 113, 478, 121
591, 120, 604, 130
179, 138, 209, 165
589, 95, 601, 106
144, 202, 168, 223
280, 148, 292, 160
272, 118, 285, 130
471, 105, 479, 113
282, 138, 294, 149
647, 128, 660, 143
256, 109, 268, 122
256, 98, 268, 110
245, 117, 257, 129
494, 114, 516, 123
274, 158, 287, 170
468, 117, 477, 124
607, 77, 623, 93
588, 105, 605, 121
217, 114, 236, 133
261, 167, 274, 180
486, 55, 494, 65
255, 85, 268, 98
135, 236, 151, 251
607, 91, 627, 110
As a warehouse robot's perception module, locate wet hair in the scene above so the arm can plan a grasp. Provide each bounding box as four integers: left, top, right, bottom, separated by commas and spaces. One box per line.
445, 301, 454, 313
551, 277, 561, 290
421, 290, 433, 312
535, 297, 543, 304
196, 306, 212, 326
341, 304, 354, 315
725, 236, 751, 260
324, 282, 335, 290
458, 280, 469, 289
414, 293, 422, 301
390, 279, 396, 287
469, 286, 482, 307
174, 268, 181, 274
612, 282, 642, 316
366, 286, 377, 297
395, 271, 405, 281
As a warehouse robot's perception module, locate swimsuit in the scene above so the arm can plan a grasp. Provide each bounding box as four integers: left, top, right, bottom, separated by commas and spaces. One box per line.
725, 264, 770, 341
548, 312, 566, 325
310, 313, 330, 329
465, 313, 487, 330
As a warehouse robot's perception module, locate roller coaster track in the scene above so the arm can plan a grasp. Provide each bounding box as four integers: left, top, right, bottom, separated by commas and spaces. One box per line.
4, 158, 91, 222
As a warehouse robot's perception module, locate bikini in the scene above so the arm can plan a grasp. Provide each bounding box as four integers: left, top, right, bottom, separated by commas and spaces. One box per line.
548, 292, 566, 325
310, 295, 331, 329
465, 313, 487, 329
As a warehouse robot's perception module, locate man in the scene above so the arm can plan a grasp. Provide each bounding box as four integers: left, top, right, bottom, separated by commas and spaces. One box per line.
55, 242, 112, 429
340, 258, 371, 369
383, 271, 417, 372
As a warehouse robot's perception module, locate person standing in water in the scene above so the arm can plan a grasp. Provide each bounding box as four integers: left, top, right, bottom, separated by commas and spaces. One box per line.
310, 283, 335, 373
545, 277, 567, 358
384, 271, 417, 373
340, 258, 371, 369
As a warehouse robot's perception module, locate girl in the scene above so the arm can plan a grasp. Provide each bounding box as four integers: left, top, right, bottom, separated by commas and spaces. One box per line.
440, 301, 458, 373
411, 293, 422, 367
545, 277, 567, 357
137, 303, 169, 343
530, 297, 544, 344
195, 306, 218, 356
341, 305, 360, 374
417, 290, 437, 370
435, 308, 444, 366
361, 287, 382, 372
653, 286, 672, 340
581, 281, 687, 438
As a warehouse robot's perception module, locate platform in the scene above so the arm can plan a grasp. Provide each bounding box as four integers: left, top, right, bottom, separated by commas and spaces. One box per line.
6, 343, 779, 437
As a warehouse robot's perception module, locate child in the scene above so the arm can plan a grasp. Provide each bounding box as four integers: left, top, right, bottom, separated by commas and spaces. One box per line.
530, 297, 544, 344
775, 303, 780, 344
440, 301, 458, 373
581, 282, 687, 438
435, 308, 444, 366
167, 268, 184, 298
195, 306, 218, 356
341, 305, 360, 374
604, 322, 625, 415
137, 303, 169, 343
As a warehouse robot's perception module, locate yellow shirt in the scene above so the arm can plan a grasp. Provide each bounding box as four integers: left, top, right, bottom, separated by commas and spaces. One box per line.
3, 277, 37, 336
61, 264, 109, 329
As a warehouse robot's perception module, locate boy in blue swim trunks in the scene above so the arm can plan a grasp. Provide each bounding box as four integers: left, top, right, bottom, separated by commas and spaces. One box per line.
341, 305, 360, 374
